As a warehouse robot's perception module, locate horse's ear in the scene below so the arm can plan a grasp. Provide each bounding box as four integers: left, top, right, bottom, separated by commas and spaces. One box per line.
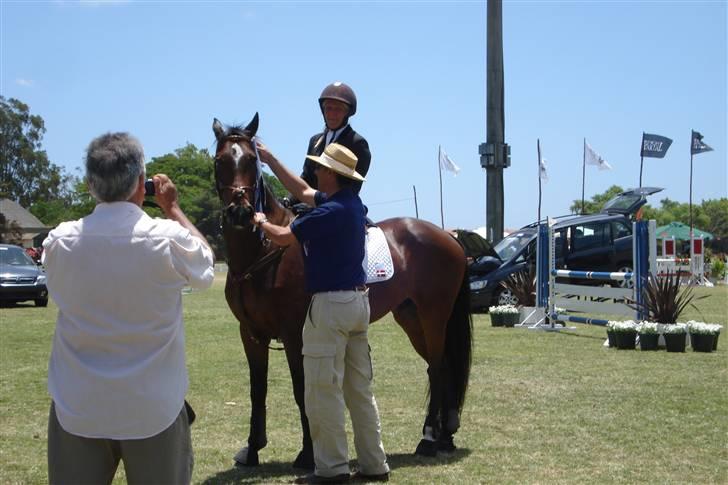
213, 118, 225, 140
244, 112, 259, 137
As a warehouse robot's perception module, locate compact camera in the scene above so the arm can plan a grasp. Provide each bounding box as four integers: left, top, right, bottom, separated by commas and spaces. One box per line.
144, 179, 155, 196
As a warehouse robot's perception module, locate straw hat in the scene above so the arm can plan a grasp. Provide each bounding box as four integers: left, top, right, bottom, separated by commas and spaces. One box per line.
306, 143, 365, 181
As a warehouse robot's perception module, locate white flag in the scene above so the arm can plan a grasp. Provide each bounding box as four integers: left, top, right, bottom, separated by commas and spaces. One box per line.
585, 141, 612, 170
539, 158, 548, 182
439, 148, 460, 175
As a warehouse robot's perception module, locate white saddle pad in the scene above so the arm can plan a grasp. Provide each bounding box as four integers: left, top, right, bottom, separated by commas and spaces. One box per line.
363, 227, 394, 284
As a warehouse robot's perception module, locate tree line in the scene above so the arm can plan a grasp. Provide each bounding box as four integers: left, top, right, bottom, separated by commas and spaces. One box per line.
2, 96, 726, 259
0, 96, 285, 259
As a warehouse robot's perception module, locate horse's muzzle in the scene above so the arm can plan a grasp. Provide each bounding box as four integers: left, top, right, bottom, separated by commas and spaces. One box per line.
223, 203, 253, 228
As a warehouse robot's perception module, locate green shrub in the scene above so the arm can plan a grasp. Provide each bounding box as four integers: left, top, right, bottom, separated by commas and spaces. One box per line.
711, 258, 726, 279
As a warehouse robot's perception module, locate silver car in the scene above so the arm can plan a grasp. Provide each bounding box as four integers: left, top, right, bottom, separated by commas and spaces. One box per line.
0, 244, 48, 307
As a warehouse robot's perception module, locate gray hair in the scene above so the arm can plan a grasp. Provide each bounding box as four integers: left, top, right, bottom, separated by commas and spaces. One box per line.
85, 132, 145, 202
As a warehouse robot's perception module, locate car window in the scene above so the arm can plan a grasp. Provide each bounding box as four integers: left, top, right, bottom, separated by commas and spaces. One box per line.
612, 220, 631, 239
516, 240, 537, 263
571, 222, 610, 251
0, 247, 35, 266
493, 231, 534, 261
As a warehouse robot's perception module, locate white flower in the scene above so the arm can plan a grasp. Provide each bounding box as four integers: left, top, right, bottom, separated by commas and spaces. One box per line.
488, 304, 519, 314
687, 321, 722, 335
638, 321, 659, 334
609, 320, 637, 333
662, 323, 687, 335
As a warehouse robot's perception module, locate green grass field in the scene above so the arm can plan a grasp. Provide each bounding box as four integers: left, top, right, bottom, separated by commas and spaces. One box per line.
1, 277, 726, 484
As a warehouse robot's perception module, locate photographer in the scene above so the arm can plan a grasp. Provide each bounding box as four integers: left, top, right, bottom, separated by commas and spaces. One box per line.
42, 132, 214, 484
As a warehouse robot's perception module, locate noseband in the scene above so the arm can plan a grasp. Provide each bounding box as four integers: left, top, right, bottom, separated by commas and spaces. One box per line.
215, 134, 266, 210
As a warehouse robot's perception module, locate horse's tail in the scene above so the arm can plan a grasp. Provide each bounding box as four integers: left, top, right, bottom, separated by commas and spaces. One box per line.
445, 269, 473, 414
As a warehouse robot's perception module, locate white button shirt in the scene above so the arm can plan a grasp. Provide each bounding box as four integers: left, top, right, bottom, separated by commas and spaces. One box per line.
42, 202, 215, 439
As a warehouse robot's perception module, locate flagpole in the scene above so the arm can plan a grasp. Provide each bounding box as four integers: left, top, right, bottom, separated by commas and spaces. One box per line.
438, 145, 444, 229
581, 138, 586, 214
413, 185, 419, 219
689, 130, 694, 243
537, 139, 542, 224
639, 132, 644, 188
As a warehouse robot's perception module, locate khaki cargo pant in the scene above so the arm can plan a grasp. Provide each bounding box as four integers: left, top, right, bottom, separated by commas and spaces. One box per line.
303, 289, 389, 478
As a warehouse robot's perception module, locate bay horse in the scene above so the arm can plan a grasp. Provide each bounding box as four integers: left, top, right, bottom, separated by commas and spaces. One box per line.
212, 113, 472, 470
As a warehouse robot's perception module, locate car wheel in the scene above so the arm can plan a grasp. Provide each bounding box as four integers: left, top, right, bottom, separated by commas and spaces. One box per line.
494, 287, 519, 306
616, 264, 634, 289
35, 298, 48, 307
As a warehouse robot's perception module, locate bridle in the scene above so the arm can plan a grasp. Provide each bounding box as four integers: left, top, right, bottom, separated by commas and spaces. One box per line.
215, 131, 288, 283
214, 134, 256, 202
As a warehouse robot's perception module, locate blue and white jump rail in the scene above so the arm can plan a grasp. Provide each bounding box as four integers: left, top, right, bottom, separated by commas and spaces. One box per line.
530, 219, 656, 329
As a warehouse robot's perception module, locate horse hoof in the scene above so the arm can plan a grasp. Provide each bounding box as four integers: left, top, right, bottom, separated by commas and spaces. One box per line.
438, 437, 456, 453
293, 449, 315, 470
234, 446, 260, 467
415, 439, 438, 457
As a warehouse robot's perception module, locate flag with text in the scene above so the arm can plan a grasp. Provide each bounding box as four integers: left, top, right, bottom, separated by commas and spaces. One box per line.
691, 130, 713, 155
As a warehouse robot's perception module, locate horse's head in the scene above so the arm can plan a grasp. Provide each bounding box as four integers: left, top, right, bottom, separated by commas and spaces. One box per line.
212, 113, 260, 229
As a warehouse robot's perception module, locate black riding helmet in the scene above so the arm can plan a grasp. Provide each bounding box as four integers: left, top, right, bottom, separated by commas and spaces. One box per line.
318, 82, 357, 117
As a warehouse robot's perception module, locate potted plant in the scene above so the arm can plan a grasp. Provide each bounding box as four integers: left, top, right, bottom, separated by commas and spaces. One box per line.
662, 323, 687, 352
628, 272, 706, 351
637, 321, 659, 351
488, 304, 520, 327
605, 321, 617, 348
609, 320, 638, 350
501, 268, 542, 325
711, 324, 722, 351
687, 321, 721, 353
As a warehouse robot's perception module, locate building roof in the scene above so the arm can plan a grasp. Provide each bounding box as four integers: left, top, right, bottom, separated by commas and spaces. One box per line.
0, 199, 49, 231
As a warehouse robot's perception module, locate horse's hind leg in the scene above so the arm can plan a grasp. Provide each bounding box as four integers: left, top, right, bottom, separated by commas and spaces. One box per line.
392, 299, 446, 457
234, 331, 270, 467
436, 363, 460, 453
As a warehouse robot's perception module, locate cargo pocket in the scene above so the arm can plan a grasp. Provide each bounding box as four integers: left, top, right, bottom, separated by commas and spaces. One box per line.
302, 343, 338, 388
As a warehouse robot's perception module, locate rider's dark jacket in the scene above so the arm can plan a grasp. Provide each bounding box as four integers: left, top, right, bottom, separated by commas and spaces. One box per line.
301, 124, 371, 195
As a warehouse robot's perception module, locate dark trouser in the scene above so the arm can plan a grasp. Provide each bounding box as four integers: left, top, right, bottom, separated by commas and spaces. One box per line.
47, 401, 193, 485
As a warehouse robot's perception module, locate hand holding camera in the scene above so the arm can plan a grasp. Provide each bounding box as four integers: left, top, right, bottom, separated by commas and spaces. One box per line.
145, 174, 179, 216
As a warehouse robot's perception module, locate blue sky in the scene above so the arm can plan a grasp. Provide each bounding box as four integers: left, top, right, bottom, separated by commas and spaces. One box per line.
2, 1, 726, 231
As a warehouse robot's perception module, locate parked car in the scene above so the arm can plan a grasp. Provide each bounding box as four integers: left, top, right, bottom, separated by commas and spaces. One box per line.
469, 187, 663, 312
0, 244, 48, 307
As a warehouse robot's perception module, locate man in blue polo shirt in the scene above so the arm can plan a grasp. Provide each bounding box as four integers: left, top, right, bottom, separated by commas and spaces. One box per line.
254, 143, 389, 484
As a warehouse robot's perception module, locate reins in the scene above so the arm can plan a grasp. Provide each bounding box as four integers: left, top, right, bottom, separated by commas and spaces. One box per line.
217, 131, 289, 352
228, 245, 287, 283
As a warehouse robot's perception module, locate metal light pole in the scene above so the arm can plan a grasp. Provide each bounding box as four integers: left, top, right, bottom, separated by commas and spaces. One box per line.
480, 0, 510, 244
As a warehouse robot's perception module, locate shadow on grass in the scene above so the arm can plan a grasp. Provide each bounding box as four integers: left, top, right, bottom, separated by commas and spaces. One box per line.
553, 329, 606, 340
200, 449, 472, 484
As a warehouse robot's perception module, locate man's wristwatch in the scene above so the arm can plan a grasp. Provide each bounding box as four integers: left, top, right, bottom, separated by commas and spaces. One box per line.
258, 218, 268, 226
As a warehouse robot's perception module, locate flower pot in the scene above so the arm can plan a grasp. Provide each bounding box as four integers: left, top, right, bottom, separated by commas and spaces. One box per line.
606, 330, 616, 348
639, 333, 659, 351
663, 332, 686, 353
690, 333, 715, 353
614, 332, 637, 350
490, 313, 505, 327
502, 313, 519, 327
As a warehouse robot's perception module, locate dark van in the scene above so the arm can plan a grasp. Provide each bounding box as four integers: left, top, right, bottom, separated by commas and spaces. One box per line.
469, 187, 662, 311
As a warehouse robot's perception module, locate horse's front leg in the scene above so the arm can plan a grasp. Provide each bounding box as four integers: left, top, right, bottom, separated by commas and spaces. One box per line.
234, 327, 270, 467
284, 336, 314, 470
